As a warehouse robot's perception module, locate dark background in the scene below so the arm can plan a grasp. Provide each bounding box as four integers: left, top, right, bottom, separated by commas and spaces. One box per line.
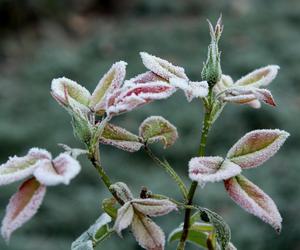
0, 0, 299, 249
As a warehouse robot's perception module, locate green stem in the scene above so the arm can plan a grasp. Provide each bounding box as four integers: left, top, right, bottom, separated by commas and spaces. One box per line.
145, 146, 188, 199
177, 101, 213, 250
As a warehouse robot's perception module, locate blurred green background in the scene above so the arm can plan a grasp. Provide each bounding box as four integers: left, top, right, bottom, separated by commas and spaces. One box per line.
0, 0, 299, 249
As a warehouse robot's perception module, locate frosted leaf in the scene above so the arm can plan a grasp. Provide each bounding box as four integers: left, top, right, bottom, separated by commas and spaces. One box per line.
89, 61, 127, 113
131, 213, 165, 250
170, 78, 209, 101
224, 175, 282, 232
113, 202, 134, 236
132, 199, 177, 217
224, 93, 256, 104
213, 74, 234, 95
0, 148, 51, 186
34, 153, 81, 186
139, 116, 178, 148
124, 71, 165, 87
51, 77, 91, 107
1, 178, 46, 242
246, 99, 261, 109
100, 123, 143, 152
140, 52, 188, 81
107, 82, 176, 116
235, 65, 280, 88
251, 88, 276, 106
109, 182, 133, 203
227, 129, 289, 169
188, 157, 241, 186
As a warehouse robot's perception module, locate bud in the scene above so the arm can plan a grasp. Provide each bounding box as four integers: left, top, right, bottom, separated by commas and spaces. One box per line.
71, 110, 93, 145
201, 15, 223, 87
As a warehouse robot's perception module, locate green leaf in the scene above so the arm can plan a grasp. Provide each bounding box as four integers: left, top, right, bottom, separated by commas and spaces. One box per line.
168, 222, 213, 248
199, 208, 231, 250
139, 116, 178, 148
71, 213, 112, 250
102, 198, 118, 219
100, 123, 143, 152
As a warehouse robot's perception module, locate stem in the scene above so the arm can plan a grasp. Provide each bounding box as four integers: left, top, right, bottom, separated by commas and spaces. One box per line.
177, 100, 213, 250
145, 146, 188, 199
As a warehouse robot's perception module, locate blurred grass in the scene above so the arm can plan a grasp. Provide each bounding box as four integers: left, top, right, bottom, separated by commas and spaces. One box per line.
0, 1, 300, 249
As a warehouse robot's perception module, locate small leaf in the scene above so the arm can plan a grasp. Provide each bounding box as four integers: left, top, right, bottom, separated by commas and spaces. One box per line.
71, 213, 112, 250
139, 116, 178, 148
125, 71, 165, 86
199, 208, 231, 250
140, 52, 188, 81
235, 65, 279, 88
0, 148, 51, 186
131, 212, 165, 250
89, 61, 127, 114
213, 74, 234, 95
100, 123, 143, 152
113, 202, 134, 236
109, 182, 133, 203
189, 157, 241, 186
227, 129, 289, 169
102, 197, 118, 219
1, 178, 46, 242
33, 153, 81, 186
224, 174, 282, 232
132, 198, 177, 217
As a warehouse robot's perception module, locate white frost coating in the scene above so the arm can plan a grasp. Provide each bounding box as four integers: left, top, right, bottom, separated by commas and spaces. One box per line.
124, 71, 164, 87
224, 175, 282, 232
0, 148, 51, 186
188, 157, 241, 186
90, 61, 127, 112
113, 202, 134, 236
51, 77, 91, 106
170, 78, 208, 101
227, 129, 290, 169
1, 178, 46, 242
235, 65, 280, 88
131, 214, 165, 250
132, 199, 177, 217
100, 139, 143, 152
213, 74, 234, 95
34, 153, 81, 186
140, 52, 188, 80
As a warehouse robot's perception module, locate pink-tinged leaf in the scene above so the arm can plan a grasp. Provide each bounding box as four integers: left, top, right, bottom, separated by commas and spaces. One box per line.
34, 153, 81, 186
227, 129, 289, 169
132, 199, 177, 217
252, 89, 276, 106
189, 157, 241, 186
1, 178, 46, 242
51, 77, 91, 107
139, 116, 178, 148
89, 61, 127, 113
113, 202, 134, 236
245, 99, 261, 109
0, 148, 51, 186
125, 71, 165, 86
107, 82, 176, 116
109, 182, 133, 203
170, 78, 208, 101
224, 93, 257, 104
131, 213, 165, 250
100, 123, 143, 152
140, 52, 188, 81
224, 175, 282, 232
235, 65, 280, 88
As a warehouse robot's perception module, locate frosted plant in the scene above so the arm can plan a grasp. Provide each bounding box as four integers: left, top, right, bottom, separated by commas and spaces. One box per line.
0, 16, 289, 250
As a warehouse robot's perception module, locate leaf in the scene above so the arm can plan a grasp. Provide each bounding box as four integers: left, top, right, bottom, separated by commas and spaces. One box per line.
106, 82, 176, 116
198, 208, 231, 250
224, 174, 282, 232
235, 65, 279, 88
89, 61, 127, 114
168, 223, 211, 248
99, 123, 143, 152
131, 213, 165, 250
189, 157, 241, 186
109, 182, 133, 203
213, 74, 234, 95
0, 148, 51, 186
51, 77, 91, 107
102, 198, 118, 219
131, 198, 177, 217
125, 71, 165, 86
113, 202, 134, 236
226, 129, 289, 169
139, 116, 178, 148
33, 153, 81, 186
140, 52, 188, 81
71, 213, 112, 250
170, 78, 208, 101
1, 177, 46, 242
